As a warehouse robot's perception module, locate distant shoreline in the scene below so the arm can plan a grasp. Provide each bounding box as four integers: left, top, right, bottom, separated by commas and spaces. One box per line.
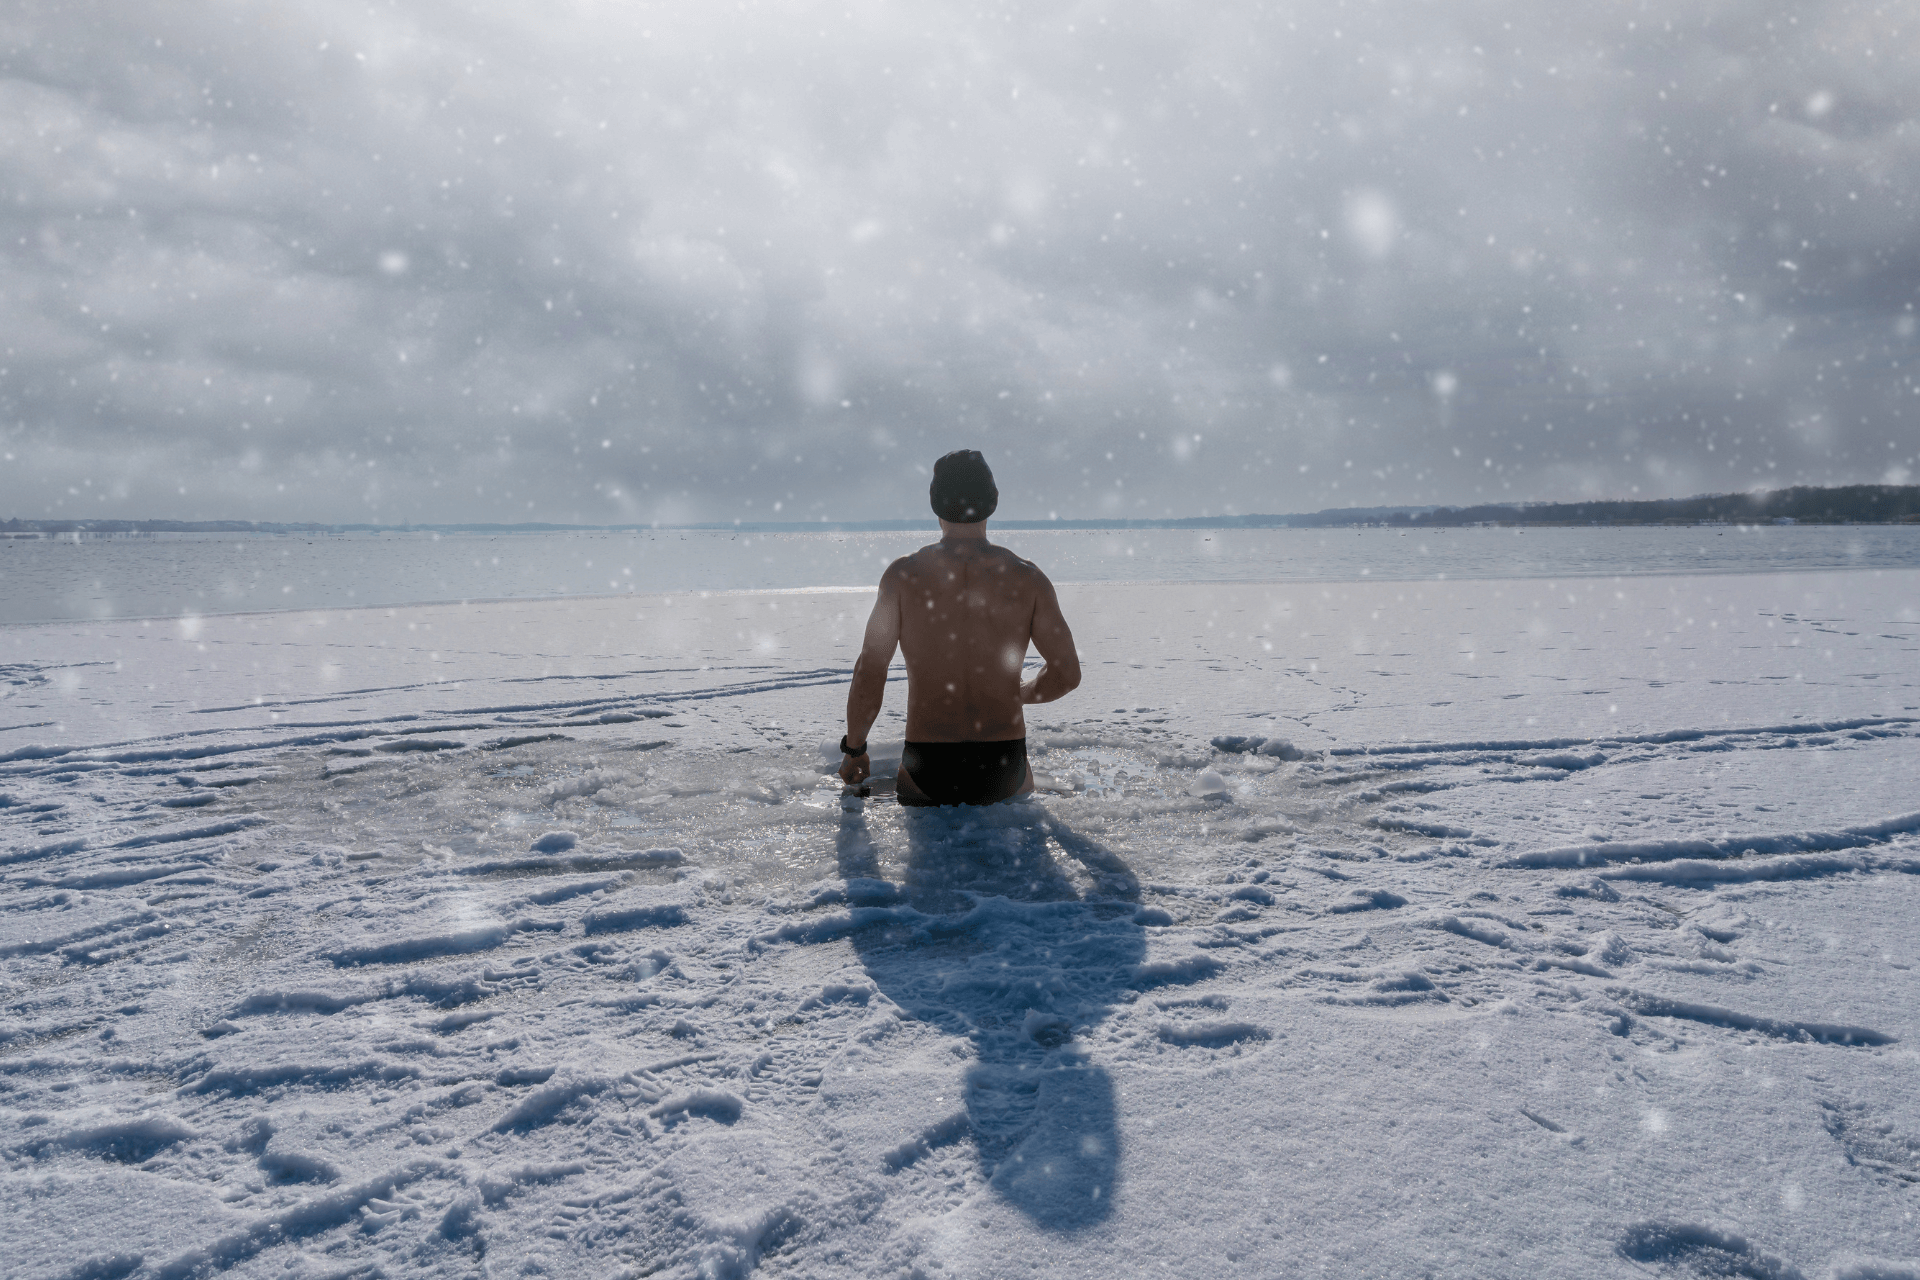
5, 482, 1917, 537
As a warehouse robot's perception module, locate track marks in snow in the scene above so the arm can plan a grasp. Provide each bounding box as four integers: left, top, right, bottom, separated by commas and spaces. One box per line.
1601, 852, 1880, 886
1611, 990, 1895, 1047
647, 1087, 744, 1126
580, 901, 691, 934
1829, 1264, 1920, 1280
1156, 1019, 1271, 1048
1288, 716, 1920, 875
1331, 714, 1917, 761
184, 1057, 427, 1097
0, 910, 163, 959
326, 923, 514, 967
11, 1113, 197, 1164
1822, 1099, 1920, 1185
490, 1073, 618, 1132
441, 846, 686, 877
1617, 1221, 1805, 1280
1305, 966, 1450, 1009
1508, 811, 1920, 870
1434, 913, 1518, 949
143, 1157, 449, 1280
1518, 1107, 1570, 1136
881, 1110, 972, 1172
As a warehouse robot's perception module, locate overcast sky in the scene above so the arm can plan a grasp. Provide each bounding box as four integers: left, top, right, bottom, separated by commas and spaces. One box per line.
3, 0, 1916, 525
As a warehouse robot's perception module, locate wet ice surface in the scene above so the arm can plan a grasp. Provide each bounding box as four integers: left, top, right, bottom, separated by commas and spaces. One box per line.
3, 573, 1918, 1279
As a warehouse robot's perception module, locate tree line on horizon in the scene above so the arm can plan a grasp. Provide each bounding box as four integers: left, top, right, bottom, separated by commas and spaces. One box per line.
1351, 483, 1920, 528
4, 483, 1918, 536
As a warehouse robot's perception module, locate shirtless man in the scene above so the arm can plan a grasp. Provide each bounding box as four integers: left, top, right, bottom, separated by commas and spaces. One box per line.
837, 450, 1081, 806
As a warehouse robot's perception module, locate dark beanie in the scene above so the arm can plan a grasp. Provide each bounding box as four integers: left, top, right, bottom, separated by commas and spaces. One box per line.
929, 449, 999, 523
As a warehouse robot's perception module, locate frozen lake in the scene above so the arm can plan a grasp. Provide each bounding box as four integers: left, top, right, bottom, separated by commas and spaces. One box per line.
3, 563, 1918, 1278
5, 523, 1920, 623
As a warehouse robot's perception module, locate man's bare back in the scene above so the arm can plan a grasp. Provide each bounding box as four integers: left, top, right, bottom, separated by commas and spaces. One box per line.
838, 519, 1079, 804
891, 536, 1062, 740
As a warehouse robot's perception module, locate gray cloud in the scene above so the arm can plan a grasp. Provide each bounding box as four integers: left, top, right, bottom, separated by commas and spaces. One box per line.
3, 0, 1916, 524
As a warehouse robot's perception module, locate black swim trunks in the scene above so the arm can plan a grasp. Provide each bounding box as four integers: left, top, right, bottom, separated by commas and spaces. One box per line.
899, 739, 1029, 807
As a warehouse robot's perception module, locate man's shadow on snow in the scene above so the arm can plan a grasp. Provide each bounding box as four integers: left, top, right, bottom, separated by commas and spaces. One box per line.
834, 797, 1147, 1230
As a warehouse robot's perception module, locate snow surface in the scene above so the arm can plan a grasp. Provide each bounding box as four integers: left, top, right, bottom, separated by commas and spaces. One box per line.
3, 570, 1918, 1279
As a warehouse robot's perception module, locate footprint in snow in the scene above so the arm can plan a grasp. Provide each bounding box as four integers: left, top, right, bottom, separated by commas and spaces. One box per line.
1616, 1221, 1802, 1280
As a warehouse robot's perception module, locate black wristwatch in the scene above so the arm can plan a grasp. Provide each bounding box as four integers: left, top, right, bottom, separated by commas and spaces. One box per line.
839, 734, 868, 756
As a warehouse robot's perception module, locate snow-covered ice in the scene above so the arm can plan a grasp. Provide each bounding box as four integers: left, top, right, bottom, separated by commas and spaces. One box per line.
3, 571, 1918, 1278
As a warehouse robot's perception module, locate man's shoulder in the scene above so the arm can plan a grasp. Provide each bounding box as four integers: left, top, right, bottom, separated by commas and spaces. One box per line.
886, 544, 944, 574
876, 553, 917, 586
957, 542, 1046, 576
887, 540, 1050, 586
984, 543, 1049, 580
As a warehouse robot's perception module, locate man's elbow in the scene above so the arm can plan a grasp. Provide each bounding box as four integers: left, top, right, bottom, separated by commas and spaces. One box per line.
848, 652, 883, 693
1055, 659, 1082, 694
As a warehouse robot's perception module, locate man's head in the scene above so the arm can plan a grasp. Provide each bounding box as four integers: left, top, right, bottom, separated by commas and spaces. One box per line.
929, 449, 998, 524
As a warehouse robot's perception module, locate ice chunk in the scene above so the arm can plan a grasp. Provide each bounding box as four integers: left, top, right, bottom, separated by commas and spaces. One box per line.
1210, 735, 1314, 761
1189, 769, 1229, 797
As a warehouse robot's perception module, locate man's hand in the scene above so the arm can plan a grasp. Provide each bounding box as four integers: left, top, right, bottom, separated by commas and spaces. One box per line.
838, 750, 871, 785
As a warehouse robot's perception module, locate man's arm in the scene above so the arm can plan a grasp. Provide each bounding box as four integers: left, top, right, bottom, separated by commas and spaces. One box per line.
840, 569, 901, 784
1020, 574, 1081, 705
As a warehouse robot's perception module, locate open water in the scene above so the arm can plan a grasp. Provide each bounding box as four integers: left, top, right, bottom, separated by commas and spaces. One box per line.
4, 523, 1919, 624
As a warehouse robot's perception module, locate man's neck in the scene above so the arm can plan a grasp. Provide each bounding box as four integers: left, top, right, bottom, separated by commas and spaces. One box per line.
937, 519, 989, 543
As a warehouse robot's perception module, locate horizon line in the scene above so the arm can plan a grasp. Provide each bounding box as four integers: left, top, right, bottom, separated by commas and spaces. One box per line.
5, 481, 1918, 535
